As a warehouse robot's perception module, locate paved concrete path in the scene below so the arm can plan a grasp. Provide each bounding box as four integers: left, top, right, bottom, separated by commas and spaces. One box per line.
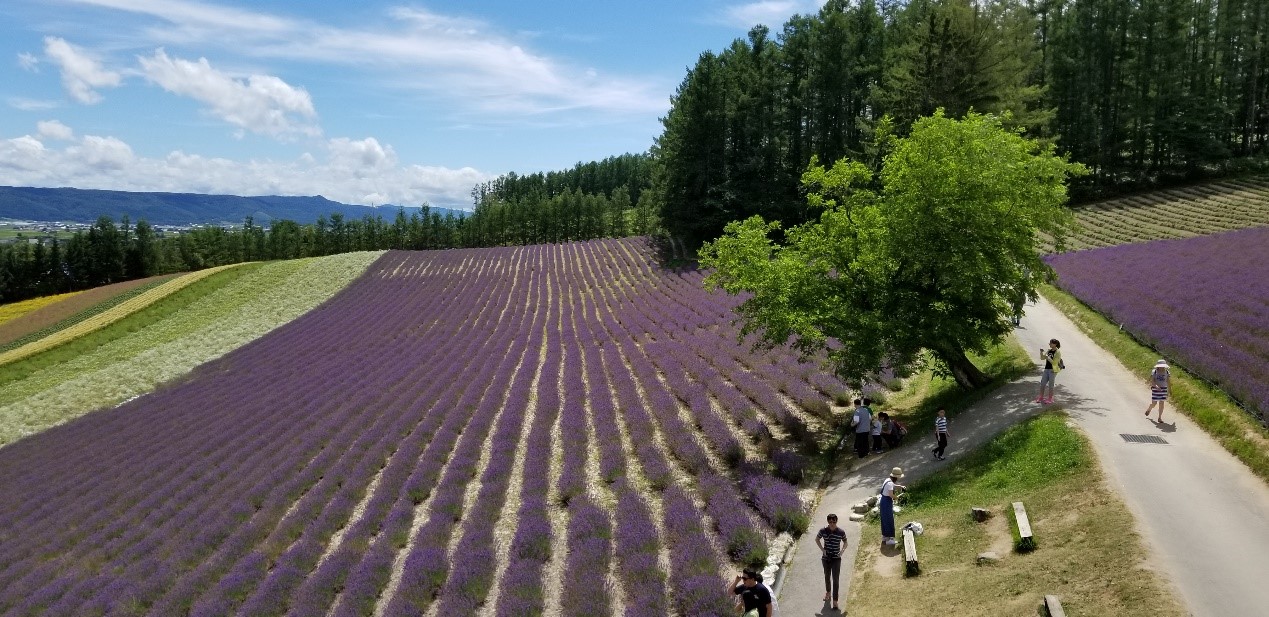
777, 296, 1269, 616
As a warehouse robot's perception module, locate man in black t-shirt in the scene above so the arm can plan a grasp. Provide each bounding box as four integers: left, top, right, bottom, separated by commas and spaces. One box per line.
730, 568, 773, 616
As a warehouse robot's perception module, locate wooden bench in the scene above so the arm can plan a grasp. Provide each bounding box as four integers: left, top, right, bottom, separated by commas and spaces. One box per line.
1043, 594, 1067, 617
902, 528, 919, 575
1012, 501, 1036, 552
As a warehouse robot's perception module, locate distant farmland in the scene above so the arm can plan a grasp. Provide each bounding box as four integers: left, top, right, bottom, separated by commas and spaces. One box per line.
0, 238, 844, 616
1054, 176, 1269, 252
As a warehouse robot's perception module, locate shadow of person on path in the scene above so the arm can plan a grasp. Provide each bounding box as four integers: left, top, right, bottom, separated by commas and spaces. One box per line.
814, 601, 843, 616
1152, 418, 1178, 433
879, 544, 902, 558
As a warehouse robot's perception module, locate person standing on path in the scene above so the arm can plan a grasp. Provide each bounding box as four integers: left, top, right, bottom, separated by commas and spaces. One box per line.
815, 514, 846, 610
1035, 338, 1063, 404
1145, 359, 1172, 423
931, 408, 949, 460
879, 467, 906, 546
850, 399, 872, 459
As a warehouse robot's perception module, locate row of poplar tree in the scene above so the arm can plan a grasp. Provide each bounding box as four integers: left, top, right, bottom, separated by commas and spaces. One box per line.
655, 0, 1269, 245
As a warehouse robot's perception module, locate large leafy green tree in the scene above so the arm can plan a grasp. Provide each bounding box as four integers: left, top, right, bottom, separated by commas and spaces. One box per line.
700, 111, 1085, 389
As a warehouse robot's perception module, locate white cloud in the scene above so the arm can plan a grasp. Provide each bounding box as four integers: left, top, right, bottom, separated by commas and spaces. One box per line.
62, 0, 666, 118
0, 136, 47, 172
138, 49, 320, 139
67, 135, 135, 170
37, 120, 75, 141
718, 1, 821, 28
18, 52, 39, 72
7, 97, 60, 111
43, 37, 123, 104
0, 130, 492, 209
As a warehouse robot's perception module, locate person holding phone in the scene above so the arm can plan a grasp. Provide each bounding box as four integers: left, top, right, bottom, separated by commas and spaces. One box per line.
1035, 338, 1063, 404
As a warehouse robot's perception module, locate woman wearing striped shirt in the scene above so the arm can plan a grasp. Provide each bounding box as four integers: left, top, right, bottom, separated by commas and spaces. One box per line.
931, 408, 949, 460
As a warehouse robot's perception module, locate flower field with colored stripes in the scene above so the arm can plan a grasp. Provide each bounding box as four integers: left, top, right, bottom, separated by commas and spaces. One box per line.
1047, 226, 1269, 418
0, 264, 244, 366
0, 252, 382, 447
0, 238, 844, 615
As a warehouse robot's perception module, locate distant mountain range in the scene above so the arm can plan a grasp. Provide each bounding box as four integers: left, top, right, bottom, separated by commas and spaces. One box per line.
0, 186, 468, 226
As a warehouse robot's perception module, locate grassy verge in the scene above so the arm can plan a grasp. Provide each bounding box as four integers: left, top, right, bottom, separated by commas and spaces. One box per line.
849, 413, 1187, 617
1040, 284, 1269, 485
877, 339, 1035, 446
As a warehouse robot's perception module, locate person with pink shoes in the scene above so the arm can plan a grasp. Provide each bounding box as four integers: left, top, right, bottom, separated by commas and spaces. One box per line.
1036, 338, 1063, 404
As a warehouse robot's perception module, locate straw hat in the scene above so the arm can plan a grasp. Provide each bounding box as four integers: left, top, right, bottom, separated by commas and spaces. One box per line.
1154, 359, 1169, 369
890, 467, 904, 479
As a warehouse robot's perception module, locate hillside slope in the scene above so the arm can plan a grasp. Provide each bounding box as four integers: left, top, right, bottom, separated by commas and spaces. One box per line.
1058, 176, 1269, 251
0, 238, 845, 616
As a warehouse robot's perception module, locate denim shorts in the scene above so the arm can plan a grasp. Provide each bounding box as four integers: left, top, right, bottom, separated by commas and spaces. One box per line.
1039, 368, 1056, 388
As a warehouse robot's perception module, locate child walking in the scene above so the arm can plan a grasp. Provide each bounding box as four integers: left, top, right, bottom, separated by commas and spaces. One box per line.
931, 408, 949, 460
1145, 359, 1171, 423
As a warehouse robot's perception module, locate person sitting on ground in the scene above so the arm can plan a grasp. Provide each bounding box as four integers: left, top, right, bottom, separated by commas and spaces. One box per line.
879, 412, 906, 449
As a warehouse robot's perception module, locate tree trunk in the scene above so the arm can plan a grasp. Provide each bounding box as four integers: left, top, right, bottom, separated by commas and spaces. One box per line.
937, 346, 991, 390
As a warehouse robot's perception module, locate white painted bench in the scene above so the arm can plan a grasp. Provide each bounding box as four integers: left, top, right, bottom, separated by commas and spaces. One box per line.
1043, 594, 1067, 617
902, 528, 919, 575
1012, 501, 1036, 552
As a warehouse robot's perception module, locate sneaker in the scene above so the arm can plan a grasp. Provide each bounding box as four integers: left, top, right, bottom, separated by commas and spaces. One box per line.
1034, 396, 1044, 403
938, 454, 946, 460
1045, 397, 1054, 404
884, 538, 897, 546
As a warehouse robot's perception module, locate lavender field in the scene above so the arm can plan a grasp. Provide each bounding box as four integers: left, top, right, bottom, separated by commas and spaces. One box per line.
1047, 226, 1269, 419
0, 237, 846, 616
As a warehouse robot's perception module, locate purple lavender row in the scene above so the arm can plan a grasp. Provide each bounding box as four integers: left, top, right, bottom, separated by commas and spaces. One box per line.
662, 486, 735, 615
577, 243, 820, 451
341, 253, 543, 617
279, 251, 532, 616
598, 344, 674, 491
1047, 226, 1269, 416
0, 253, 436, 606
575, 291, 627, 484
559, 496, 614, 616
582, 243, 811, 535
431, 276, 546, 615
644, 341, 744, 466
555, 324, 590, 506
173, 251, 533, 616
17, 247, 517, 611
378, 293, 546, 612
609, 478, 671, 617
11, 355, 380, 611
494, 333, 564, 617
240, 273, 528, 616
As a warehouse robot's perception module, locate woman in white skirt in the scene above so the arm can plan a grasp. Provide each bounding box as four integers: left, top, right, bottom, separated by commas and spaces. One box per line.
1145, 359, 1171, 423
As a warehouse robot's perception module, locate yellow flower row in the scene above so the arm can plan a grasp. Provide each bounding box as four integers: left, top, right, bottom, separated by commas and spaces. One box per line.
0, 291, 85, 326
0, 263, 246, 367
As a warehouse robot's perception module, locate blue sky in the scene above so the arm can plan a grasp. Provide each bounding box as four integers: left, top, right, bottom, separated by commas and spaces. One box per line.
0, 0, 825, 210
